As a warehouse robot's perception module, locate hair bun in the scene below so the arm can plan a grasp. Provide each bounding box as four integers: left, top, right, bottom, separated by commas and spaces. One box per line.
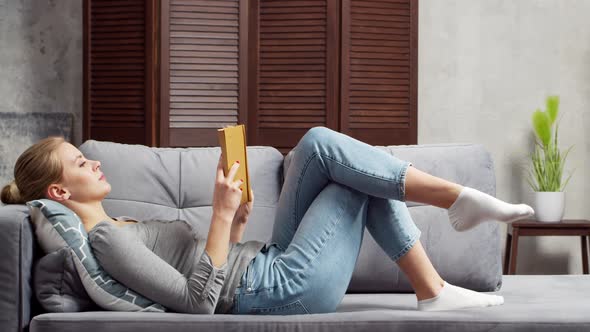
1, 180, 24, 205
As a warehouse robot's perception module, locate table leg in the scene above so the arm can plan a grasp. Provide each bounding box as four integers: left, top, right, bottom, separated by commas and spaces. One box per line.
582, 236, 588, 274
504, 233, 512, 274
508, 228, 519, 274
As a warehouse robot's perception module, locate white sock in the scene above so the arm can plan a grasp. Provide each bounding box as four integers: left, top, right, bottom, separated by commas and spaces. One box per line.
447, 186, 535, 232
417, 281, 504, 311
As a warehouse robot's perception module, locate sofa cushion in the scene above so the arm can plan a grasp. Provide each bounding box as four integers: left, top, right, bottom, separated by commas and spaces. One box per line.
28, 275, 590, 332
33, 247, 99, 312
27, 199, 166, 312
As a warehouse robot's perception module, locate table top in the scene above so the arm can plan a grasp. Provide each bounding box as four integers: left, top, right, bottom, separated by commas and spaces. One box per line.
511, 219, 590, 228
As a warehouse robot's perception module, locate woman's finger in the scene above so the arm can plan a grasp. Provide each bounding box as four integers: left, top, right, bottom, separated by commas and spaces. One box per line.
216, 154, 224, 179
226, 161, 240, 182
232, 178, 244, 190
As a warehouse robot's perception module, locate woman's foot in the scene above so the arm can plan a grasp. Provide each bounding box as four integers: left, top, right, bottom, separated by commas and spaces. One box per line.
417, 281, 504, 311
448, 186, 535, 232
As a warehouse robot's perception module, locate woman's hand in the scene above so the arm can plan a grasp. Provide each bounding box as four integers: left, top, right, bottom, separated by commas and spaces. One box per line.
212, 153, 244, 222
230, 188, 254, 243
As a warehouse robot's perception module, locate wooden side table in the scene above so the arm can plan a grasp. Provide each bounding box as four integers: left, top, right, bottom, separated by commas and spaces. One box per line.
504, 219, 590, 274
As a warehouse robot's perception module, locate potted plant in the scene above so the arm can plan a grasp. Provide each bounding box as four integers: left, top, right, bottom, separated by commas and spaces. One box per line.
524, 95, 575, 222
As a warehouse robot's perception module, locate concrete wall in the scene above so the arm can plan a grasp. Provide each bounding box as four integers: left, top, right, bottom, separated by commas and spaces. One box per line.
0, 0, 82, 146
419, 0, 590, 274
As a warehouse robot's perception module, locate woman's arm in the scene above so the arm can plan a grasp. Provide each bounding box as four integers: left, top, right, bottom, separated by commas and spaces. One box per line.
229, 188, 254, 243
91, 229, 227, 314
205, 154, 244, 267
205, 212, 232, 266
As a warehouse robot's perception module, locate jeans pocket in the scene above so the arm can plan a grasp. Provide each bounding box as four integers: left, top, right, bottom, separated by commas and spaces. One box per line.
250, 300, 310, 315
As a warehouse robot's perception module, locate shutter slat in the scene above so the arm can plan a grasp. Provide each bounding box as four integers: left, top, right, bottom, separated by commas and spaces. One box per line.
171, 24, 238, 33
259, 109, 324, 115
173, 0, 238, 8
260, 90, 325, 97
260, 25, 326, 33
170, 109, 236, 115
171, 5, 239, 14
261, 1, 326, 8
170, 57, 238, 65
353, 1, 409, 10
259, 77, 326, 84
171, 90, 238, 97
170, 83, 238, 90
259, 83, 324, 90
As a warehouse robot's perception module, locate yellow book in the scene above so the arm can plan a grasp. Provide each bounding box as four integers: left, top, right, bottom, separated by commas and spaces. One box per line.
217, 124, 251, 204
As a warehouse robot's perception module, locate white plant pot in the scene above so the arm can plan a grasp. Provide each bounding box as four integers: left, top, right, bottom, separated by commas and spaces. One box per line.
532, 191, 565, 222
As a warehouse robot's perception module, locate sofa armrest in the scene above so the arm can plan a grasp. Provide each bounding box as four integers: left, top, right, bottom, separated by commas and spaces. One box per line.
0, 204, 36, 332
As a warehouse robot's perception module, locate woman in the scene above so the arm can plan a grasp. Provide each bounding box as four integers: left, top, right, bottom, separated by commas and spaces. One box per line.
1, 127, 534, 315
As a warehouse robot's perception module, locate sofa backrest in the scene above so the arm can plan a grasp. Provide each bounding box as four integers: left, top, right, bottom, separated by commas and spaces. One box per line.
79, 140, 502, 293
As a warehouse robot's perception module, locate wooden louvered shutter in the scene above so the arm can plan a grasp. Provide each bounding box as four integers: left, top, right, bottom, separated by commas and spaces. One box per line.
251, 0, 340, 154
160, 0, 248, 147
83, 0, 158, 145
340, 0, 418, 145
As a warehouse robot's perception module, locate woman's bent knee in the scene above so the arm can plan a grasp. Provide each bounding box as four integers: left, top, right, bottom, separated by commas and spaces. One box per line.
300, 126, 336, 150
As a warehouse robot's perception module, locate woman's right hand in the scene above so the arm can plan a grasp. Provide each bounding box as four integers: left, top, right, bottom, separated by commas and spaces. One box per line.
212, 153, 244, 221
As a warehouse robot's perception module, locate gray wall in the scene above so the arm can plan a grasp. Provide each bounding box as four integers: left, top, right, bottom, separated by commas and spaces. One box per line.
419, 0, 590, 274
0, 0, 82, 145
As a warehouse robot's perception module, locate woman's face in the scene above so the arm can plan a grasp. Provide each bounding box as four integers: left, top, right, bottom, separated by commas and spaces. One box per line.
48, 142, 111, 202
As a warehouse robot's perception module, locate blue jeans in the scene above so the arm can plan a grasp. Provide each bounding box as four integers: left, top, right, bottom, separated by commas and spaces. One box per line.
231, 127, 421, 315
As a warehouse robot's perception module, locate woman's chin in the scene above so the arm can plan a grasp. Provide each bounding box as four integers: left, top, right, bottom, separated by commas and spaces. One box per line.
101, 183, 112, 196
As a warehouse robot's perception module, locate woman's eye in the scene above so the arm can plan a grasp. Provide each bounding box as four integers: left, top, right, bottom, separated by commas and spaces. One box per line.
80, 162, 86, 167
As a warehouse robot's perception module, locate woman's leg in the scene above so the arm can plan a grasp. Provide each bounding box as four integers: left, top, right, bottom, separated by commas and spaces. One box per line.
269, 126, 414, 251
405, 166, 534, 232
236, 126, 522, 313
365, 197, 442, 300
234, 183, 370, 314
271, 126, 533, 246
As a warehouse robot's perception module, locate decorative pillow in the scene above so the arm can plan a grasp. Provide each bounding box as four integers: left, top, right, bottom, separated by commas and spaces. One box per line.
34, 247, 99, 312
27, 199, 166, 312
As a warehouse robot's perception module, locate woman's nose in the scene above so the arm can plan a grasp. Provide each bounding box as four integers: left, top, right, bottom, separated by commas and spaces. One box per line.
93, 160, 101, 171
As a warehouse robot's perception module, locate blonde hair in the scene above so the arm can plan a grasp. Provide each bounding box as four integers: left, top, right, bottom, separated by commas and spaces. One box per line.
1, 136, 66, 204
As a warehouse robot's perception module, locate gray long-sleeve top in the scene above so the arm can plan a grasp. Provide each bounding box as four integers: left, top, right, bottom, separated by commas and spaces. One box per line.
88, 217, 265, 314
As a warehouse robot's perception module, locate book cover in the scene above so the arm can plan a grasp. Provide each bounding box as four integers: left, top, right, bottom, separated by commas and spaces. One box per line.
217, 124, 251, 204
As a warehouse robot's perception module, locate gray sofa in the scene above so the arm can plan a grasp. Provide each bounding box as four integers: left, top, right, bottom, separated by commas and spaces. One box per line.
1, 137, 589, 332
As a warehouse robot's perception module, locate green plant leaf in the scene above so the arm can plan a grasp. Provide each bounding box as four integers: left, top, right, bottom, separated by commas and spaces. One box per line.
532, 109, 551, 148
546, 95, 559, 125
528, 95, 572, 192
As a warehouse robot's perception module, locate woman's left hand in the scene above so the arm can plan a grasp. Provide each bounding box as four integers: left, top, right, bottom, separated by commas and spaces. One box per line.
230, 188, 254, 243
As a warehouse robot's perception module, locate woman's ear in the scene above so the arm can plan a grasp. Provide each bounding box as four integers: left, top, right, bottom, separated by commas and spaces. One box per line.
46, 184, 71, 201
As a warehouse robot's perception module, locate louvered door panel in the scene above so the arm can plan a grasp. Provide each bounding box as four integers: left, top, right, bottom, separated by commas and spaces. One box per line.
254, 0, 339, 154
340, 0, 418, 145
161, 0, 247, 147
84, 0, 155, 145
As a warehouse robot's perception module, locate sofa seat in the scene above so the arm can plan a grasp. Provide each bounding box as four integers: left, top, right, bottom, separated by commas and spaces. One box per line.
29, 275, 590, 332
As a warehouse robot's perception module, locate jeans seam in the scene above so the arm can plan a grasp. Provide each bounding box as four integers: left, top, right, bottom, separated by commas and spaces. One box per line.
390, 228, 421, 261
399, 161, 412, 202
319, 152, 398, 182
251, 299, 310, 314
293, 151, 322, 236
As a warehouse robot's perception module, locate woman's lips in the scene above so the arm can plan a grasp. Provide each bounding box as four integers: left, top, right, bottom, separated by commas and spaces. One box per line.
99, 174, 105, 180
